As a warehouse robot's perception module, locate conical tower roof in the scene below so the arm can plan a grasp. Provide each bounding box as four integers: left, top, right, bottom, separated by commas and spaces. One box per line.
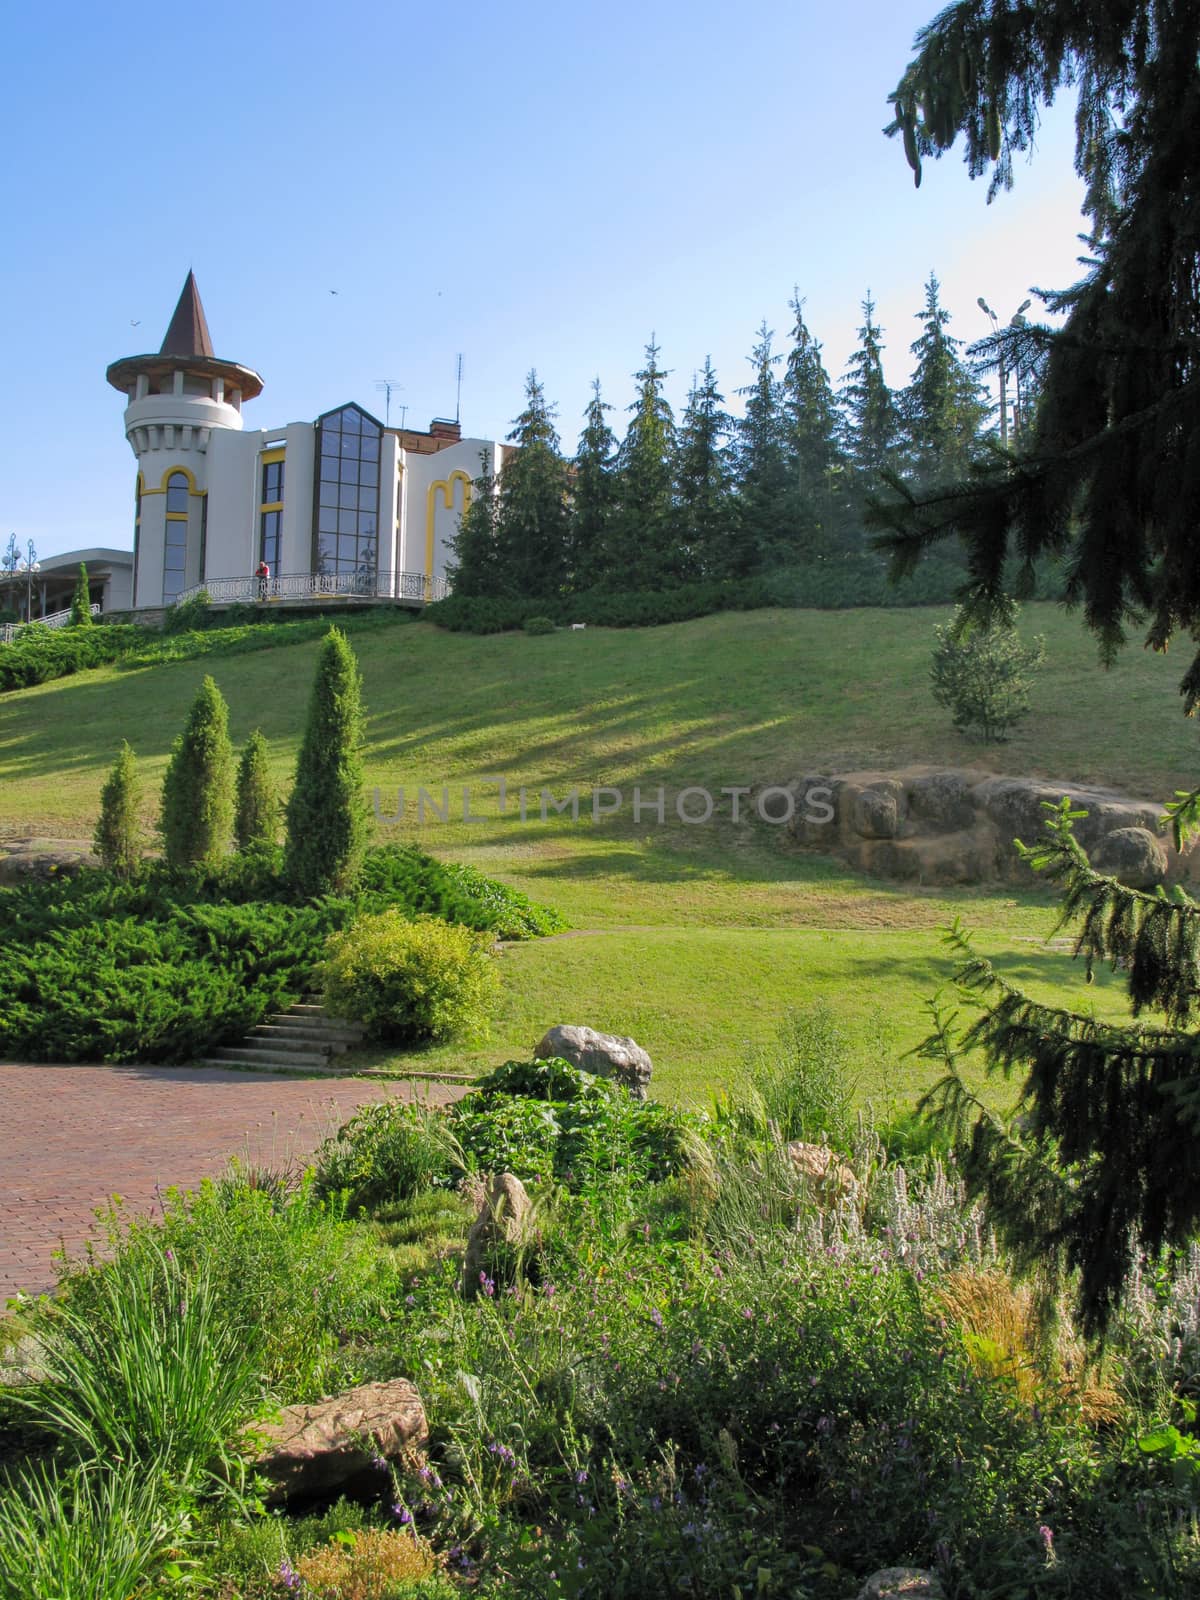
159, 270, 215, 359
106, 272, 263, 402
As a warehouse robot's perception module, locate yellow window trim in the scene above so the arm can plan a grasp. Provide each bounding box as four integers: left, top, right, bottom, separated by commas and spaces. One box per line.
159, 464, 198, 492
259, 501, 284, 514
425, 472, 472, 583
261, 447, 286, 465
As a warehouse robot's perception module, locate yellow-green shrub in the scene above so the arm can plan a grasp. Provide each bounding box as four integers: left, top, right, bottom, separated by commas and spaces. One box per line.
321, 911, 498, 1044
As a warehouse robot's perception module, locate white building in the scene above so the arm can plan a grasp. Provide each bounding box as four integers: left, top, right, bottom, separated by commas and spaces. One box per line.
106, 274, 500, 611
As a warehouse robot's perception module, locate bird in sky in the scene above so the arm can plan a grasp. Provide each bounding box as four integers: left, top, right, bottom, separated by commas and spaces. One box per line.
130, 319, 140, 326
330, 289, 339, 296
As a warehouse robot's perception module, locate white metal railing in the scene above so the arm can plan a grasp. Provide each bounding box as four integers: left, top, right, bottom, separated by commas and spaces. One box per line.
0, 602, 100, 644
174, 570, 450, 607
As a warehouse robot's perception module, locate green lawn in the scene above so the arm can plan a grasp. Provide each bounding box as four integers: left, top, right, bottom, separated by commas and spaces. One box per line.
0, 602, 1183, 1102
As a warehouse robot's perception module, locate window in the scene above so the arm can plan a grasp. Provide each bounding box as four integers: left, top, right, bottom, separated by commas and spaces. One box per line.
163, 470, 189, 604
259, 452, 285, 571
133, 475, 142, 601
311, 405, 381, 581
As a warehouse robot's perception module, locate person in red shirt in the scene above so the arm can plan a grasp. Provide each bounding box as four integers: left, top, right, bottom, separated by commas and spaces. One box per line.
255, 558, 270, 600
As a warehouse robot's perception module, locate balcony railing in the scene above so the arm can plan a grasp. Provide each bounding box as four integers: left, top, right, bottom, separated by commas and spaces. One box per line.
174, 570, 450, 607
0, 602, 100, 645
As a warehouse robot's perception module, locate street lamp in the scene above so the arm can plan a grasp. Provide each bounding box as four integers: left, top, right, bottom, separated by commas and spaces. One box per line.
19, 539, 39, 623
2, 534, 18, 617
978, 296, 1031, 448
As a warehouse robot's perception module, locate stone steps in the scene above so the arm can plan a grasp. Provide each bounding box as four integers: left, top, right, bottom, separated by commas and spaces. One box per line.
199, 1000, 365, 1074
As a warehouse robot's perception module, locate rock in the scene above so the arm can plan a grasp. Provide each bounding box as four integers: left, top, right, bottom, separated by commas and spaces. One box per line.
244, 1378, 428, 1505
461, 1172, 534, 1298
0, 839, 99, 885
790, 776, 839, 845
857, 1570, 944, 1600
907, 771, 976, 833
852, 784, 901, 840
534, 1024, 652, 1100
785, 1141, 857, 1200
972, 775, 1065, 847
1090, 826, 1168, 889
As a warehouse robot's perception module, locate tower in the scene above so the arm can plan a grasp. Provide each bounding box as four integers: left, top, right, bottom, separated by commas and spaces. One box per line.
106, 273, 263, 608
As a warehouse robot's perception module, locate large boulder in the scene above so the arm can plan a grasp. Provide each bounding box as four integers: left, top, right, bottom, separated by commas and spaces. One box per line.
851, 783, 902, 840
461, 1172, 534, 1298
533, 1024, 652, 1100
0, 839, 99, 885
243, 1378, 428, 1504
1090, 826, 1169, 889
790, 776, 839, 845
906, 771, 976, 834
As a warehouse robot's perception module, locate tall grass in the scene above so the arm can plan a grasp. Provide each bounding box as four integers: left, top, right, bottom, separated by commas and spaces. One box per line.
743, 1001, 859, 1149
13, 1239, 261, 1488
0, 1462, 184, 1600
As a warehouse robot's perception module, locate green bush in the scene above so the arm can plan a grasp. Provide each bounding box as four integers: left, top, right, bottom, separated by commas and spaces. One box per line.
234, 728, 280, 850
162, 590, 212, 633
285, 627, 369, 895
312, 1101, 458, 1211
0, 849, 562, 1064
523, 614, 556, 635
159, 674, 235, 870
321, 910, 499, 1044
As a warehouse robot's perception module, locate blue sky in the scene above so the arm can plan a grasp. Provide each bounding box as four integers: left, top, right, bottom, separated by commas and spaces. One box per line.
3, 0, 1090, 559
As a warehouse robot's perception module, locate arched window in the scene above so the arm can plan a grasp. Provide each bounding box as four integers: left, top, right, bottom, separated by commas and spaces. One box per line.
163, 470, 190, 603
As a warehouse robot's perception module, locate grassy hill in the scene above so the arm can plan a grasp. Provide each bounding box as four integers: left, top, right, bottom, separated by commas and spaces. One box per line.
2, 602, 1189, 1101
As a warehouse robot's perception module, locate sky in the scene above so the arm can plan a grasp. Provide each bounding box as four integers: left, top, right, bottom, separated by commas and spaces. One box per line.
3, 0, 1092, 561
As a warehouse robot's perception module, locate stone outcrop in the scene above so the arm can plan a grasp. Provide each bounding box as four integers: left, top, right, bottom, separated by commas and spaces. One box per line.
461, 1172, 534, 1298
243, 1378, 428, 1504
533, 1024, 652, 1100
0, 839, 99, 885
785, 766, 1182, 889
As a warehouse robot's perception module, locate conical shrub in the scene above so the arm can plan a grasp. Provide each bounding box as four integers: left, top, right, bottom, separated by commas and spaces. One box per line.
160, 675, 235, 870
93, 740, 143, 879
285, 628, 368, 894
234, 729, 279, 850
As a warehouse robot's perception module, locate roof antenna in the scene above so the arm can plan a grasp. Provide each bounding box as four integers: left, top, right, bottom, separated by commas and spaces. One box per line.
374, 378, 404, 427
455, 354, 463, 425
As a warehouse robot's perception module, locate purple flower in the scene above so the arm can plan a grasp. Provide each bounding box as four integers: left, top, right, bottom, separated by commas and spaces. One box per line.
278, 1558, 301, 1591
479, 1271, 495, 1297
392, 1502, 412, 1523
574, 1468, 588, 1484
650, 1307, 663, 1330
1039, 1524, 1055, 1555
371, 1453, 388, 1472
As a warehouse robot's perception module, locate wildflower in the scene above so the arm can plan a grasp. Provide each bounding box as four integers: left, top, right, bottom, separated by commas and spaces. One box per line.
650, 1307, 663, 1330
479, 1271, 495, 1297
574, 1468, 588, 1484
1038, 1524, 1055, 1563
741, 1307, 754, 1320
405, 1294, 415, 1307
392, 1503, 412, 1524
278, 1558, 301, 1591
371, 1453, 388, 1472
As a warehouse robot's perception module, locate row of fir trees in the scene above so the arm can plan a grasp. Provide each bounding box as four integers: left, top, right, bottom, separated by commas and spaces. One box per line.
93, 628, 368, 895
451, 274, 994, 599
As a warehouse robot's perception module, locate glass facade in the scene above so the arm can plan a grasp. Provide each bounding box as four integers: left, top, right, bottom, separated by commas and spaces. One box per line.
313, 404, 381, 580
163, 471, 189, 604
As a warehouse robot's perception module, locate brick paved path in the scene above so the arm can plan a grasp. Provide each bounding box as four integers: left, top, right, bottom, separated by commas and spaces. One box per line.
0, 1064, 462, 1304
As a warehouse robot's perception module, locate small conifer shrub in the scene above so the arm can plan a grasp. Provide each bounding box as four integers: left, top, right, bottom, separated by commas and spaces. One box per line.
93, 740, 143, 879
285, 628, 369, 895
234, 729, 279, 850
159, 675, 235, 870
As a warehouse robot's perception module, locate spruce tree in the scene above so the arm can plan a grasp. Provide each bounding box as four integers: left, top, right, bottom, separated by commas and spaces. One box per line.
93, 740, 142, 879
570, 379, 619, 591
494, 371, 571, 600
781, 292, 847, 555
877, 1, 1200, 697
235, 729, 280, 851
285, 627, 368, 896
840, 295, 900, 529
672, 358, 732, 578
447, 449, 502, 598
901, 273, 990, 482
611, 339, 677, 589
731, 322, 791, 575
878, 0, 1200, 1332
69, 564, 92, 627
159, 675, 235, 871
